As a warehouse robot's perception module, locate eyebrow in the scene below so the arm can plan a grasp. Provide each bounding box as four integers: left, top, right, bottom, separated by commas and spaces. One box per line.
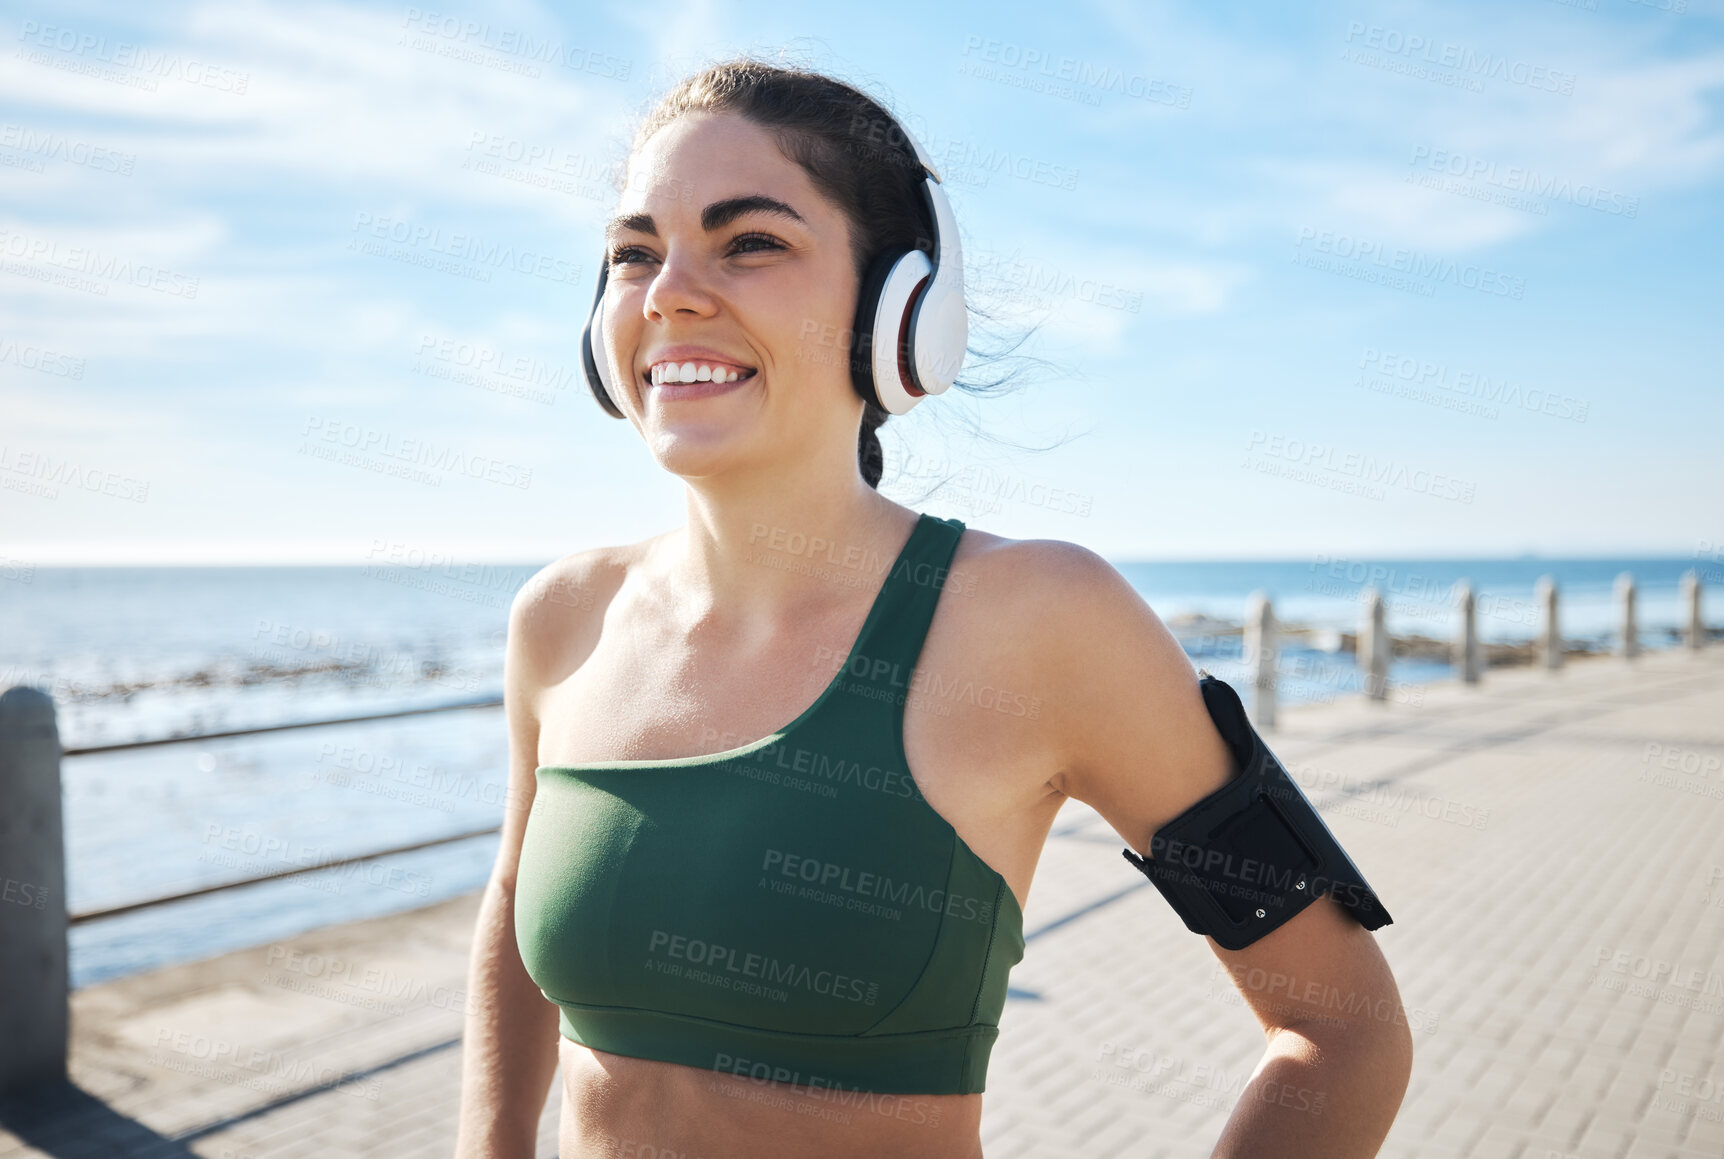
604, 195, 806, 243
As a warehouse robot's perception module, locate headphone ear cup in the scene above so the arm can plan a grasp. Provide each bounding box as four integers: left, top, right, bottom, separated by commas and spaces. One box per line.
851, 247, 935, 416
580, 261, 626, 419
849, 246, 907, 410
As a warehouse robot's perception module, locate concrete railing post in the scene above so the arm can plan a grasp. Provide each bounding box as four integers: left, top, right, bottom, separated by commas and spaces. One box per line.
1455, 581, 1481, 684
1245, 591, 1277, 730
1359, 586, 1389, 701
1537, 575, 1562, 671
0, 686, 68, 1095
1684, 569, 1705, 651
1616, 572, 1640, 660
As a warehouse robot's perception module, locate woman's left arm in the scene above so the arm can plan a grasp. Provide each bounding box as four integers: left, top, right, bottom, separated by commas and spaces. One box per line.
1014, 541, 1413, 1158
1202, 902, 1413, 1158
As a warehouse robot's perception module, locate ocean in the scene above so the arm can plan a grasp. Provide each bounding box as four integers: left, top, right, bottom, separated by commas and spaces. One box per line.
0, 554, 1711, 987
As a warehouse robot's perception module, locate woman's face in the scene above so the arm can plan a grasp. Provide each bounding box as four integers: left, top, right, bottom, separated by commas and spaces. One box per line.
602, 110, 863, 481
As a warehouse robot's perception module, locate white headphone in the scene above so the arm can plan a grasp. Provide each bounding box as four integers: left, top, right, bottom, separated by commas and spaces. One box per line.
579, 111, 967, 418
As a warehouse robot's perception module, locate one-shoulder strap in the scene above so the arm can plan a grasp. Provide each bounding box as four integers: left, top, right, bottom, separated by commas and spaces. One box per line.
836, 513, 967, 705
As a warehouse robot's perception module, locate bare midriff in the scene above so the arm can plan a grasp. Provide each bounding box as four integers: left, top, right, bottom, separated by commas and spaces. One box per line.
554, 1041, 986, 1158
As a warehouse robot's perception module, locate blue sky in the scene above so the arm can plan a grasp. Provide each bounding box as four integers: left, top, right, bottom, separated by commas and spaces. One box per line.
1, 0, 1720, 564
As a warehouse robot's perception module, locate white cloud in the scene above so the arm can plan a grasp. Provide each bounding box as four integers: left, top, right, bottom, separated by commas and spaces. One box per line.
0, 1, 627, 210
1081, 0, 1724, 255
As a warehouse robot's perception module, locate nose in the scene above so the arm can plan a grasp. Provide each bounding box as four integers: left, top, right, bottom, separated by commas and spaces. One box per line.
641, 248, 718, 322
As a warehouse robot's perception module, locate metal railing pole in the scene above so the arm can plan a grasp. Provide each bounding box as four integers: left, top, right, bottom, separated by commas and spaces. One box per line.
1455, 581, 1481, 684
1359, 587, 1388, 701
1684, 570, 1706, 651
1537, 575, 1563, 671
0, 686, 67, 1095
1616, 572, 1640, 660
1245, 591, 1277, 729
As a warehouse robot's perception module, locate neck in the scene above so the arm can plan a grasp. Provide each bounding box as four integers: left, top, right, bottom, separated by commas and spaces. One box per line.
664, 464, 916, 627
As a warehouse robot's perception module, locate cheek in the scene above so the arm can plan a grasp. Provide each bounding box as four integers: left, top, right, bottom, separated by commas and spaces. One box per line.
760, 277, 858, 375
605, 286, 645, 336
603, 290, 646, 366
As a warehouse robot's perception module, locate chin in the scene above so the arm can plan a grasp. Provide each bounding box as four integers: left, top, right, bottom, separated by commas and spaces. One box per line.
647, 425, 759, 477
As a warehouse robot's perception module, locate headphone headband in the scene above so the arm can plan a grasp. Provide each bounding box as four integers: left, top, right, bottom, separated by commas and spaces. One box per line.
902, 125, 942, 185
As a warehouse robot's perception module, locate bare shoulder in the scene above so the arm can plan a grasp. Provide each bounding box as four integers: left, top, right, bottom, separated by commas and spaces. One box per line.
939, 532, 1143, 678
951, 529, 1234, 842
941, 527, 1119, 622
946, 529, 1158, 656
932, 530, 1106, 677
505, 531, 668, 695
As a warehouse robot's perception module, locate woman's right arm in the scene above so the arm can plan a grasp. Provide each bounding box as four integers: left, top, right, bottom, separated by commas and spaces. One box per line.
453, 571, 573, 1158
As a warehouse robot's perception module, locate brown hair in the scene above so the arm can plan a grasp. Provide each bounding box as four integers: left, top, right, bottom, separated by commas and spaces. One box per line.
622, 57, 948, 489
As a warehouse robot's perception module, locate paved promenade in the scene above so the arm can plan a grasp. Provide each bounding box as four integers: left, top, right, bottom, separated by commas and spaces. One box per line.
3, 646, 1722, 1158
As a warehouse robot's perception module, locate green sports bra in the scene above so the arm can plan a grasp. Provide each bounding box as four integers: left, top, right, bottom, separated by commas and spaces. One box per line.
513, 512, 1025, 1096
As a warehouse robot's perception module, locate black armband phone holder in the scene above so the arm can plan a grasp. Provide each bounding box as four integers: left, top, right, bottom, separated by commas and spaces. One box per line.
1121, 671, 1393, 951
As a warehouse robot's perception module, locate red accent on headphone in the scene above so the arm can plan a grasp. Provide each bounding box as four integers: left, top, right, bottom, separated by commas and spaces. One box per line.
897, 275, 930, 398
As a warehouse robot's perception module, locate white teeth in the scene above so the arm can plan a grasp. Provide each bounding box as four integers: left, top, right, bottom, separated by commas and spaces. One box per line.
650, 361, 751, 385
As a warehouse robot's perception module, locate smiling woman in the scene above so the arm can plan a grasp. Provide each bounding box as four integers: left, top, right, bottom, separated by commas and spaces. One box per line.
451, 55, 1410, 1159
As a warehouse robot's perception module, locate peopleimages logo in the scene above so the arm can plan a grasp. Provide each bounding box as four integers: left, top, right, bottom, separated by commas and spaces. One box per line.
1341, 22, 1577, 95
0, 226, 199, 298
933, 138, 1079, 191
0, 122, 136, 175
958, 35, 1192, 108
1294, 227, 1525, 299
1359, 348, 1588, 423
760, 848, 996, 925
16, 19, 251, 93
1245, 430, 1477, 504
349, 212, 582, 285
400, 8, 632, 79
299, 416, 533, 490
1407, 146, 1637, 217
647, 929, 880, 1006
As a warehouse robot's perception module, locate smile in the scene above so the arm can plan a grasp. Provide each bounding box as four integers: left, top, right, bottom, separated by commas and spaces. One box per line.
648, 360, 757, 386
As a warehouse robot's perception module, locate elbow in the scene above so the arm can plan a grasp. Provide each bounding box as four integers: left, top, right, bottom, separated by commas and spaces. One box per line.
1284, 1000, 1415, 1103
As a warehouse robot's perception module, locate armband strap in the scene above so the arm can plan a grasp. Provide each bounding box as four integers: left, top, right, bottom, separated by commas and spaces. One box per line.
1121, 672, 1393, 951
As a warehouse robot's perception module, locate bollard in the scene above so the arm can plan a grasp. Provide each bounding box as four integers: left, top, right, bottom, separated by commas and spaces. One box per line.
1454, 581, 1481, 684
1684, 569, 1705, 651
0, 686, 67, 1095
1245, 591, 1277, 730
1537, 575, 1562, 670
1359, 587, 1389, 701
1616, 572, 1639, 660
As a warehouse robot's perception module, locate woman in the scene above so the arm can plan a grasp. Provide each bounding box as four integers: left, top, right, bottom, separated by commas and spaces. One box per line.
455, 58, 1412, 1159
